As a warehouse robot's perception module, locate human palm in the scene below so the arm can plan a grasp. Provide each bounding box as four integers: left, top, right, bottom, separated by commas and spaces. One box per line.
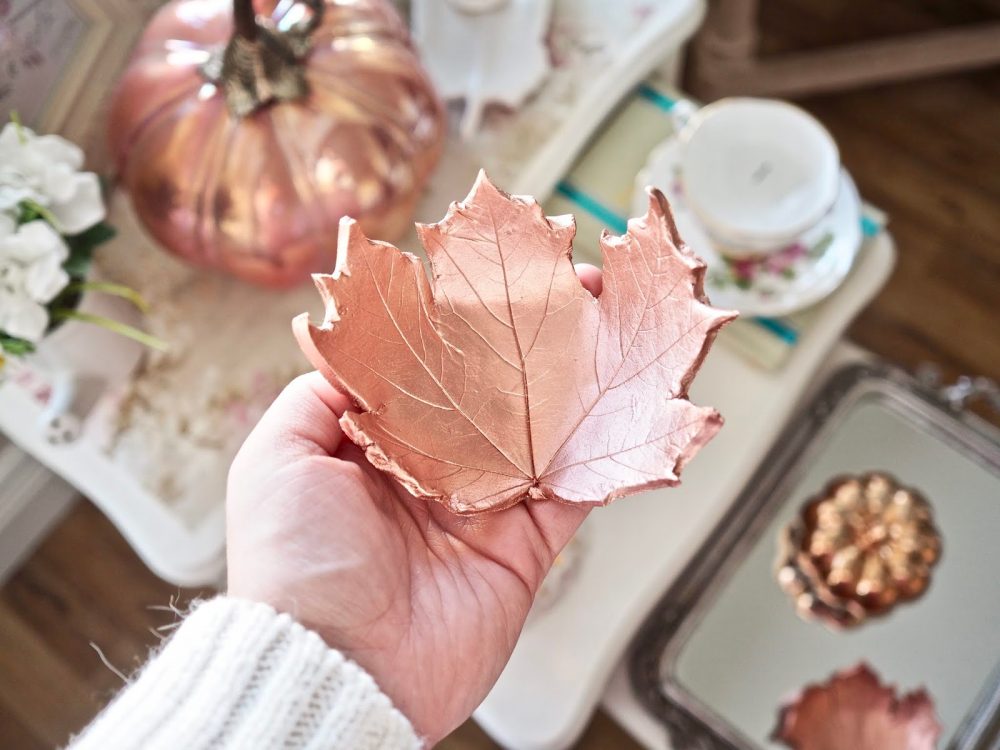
227, 371, 590, 745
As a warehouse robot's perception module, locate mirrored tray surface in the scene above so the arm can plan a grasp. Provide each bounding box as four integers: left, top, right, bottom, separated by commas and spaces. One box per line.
629, 364, 1000, 749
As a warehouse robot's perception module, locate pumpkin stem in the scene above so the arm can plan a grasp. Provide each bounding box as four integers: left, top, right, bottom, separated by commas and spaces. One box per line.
233, 0, 258, 41
202, 1, 325, 118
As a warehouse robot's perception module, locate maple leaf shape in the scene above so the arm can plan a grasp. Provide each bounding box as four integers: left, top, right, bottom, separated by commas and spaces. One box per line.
294, 172, 736, 514
772, 663, 942, 750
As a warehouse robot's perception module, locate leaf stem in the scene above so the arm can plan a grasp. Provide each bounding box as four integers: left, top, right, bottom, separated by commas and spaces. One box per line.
10, 110, 28, 144
51, 310, 168, 352
21, 198, 61, 231
65, 282, 151, 314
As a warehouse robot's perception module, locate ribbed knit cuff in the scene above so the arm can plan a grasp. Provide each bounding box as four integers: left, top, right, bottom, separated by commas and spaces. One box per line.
69, 597, 422, 750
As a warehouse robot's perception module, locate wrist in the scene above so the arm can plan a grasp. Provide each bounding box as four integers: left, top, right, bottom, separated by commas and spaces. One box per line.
73, 597, 422, 749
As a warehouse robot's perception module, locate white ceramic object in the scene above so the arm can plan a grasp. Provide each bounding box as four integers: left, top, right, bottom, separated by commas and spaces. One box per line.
677, 98, 841, 255
446, 0, 706, 201
30, 346, 83, 445
22, 290, 145, 446
634, 138, 863, 317
412, 0, 554, 139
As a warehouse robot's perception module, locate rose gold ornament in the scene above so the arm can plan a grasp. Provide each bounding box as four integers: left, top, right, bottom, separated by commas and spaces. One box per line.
776, 472, 941, 629
772, 663, 941, 750
108, 0, 445, 288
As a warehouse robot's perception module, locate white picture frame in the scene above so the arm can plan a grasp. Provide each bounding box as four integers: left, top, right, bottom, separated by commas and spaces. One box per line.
0, 0, 164, 166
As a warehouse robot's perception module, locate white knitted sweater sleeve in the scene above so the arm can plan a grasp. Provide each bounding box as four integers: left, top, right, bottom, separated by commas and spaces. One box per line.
68, 597, 422, 750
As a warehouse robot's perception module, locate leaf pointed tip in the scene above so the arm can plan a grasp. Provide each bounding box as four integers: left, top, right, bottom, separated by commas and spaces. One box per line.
292, 312, 343, 389
465, 167, 506, 204
334, 217, 361, 278
717, 307, 740, 326
337, 215, 359, 235
641, 185, 680, 236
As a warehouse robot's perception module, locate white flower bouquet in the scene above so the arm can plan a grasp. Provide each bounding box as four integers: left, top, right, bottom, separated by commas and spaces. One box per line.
0, 117, 162, 370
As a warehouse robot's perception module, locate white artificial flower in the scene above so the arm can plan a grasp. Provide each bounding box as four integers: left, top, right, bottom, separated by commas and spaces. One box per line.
0, 179, 40, 213
48, 171, 106, 235
0, 286, 49, 342
1, 219, 69, 265
24, 255, 71, 304
0, 124, 48, 211
0, 122, 105, 234
0, 219, 72, 342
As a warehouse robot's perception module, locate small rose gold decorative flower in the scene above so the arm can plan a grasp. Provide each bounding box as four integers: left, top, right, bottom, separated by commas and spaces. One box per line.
772, 663, 941, 750
776, 472, 941, 628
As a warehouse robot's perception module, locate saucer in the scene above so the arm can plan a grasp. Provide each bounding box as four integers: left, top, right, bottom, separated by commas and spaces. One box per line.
633, 138, 862, 318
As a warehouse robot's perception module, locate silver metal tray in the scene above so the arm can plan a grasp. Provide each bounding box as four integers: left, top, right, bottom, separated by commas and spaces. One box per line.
629, 363, 1000, 749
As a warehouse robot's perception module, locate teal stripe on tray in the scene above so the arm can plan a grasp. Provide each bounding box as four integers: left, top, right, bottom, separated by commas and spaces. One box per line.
752, 316, 799, 344
861, 214, 879, 237
637, 83, 678, 113
555, 182, 629, 234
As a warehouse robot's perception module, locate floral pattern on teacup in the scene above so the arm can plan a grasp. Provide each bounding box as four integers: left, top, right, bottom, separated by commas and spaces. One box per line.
709, 233, 834, 296
667, 164, 836, 299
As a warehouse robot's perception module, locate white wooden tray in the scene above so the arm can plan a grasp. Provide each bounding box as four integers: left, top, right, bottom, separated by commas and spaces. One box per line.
0, 0, 705, 586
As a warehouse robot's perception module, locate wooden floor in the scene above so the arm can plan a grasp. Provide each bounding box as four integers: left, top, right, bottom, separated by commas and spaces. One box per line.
2, 2, 998, 747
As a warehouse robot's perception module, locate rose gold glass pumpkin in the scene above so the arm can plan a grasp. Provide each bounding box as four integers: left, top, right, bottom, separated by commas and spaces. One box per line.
108, 0, 446, 287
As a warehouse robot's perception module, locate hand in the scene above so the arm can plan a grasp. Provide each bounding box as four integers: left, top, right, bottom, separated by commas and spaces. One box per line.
227, 265, 603, 745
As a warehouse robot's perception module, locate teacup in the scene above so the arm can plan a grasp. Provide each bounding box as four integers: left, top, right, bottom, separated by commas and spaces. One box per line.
675, 98, 840, 258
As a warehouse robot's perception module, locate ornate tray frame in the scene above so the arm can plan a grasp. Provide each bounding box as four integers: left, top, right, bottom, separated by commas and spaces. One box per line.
628, 362, 1000, 750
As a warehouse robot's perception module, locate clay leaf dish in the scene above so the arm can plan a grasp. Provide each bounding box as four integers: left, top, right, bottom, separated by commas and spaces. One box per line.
294, 172, 736, 514
773, 663, 942, 750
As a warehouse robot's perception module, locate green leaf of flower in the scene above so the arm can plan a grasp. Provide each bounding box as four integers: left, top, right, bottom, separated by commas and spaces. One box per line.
0, 333, 37, 356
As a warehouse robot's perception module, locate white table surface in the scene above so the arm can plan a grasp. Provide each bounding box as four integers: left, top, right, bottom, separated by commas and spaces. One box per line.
473, 236, 895, 749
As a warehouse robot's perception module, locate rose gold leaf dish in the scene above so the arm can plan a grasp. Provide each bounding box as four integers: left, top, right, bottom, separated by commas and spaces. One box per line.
776, 472, 942, 628
294, 172, 736, 514
773, 663, 942, 750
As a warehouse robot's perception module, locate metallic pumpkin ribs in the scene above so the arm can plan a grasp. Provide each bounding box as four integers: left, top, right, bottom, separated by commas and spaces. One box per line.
776, 472, 942, 629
